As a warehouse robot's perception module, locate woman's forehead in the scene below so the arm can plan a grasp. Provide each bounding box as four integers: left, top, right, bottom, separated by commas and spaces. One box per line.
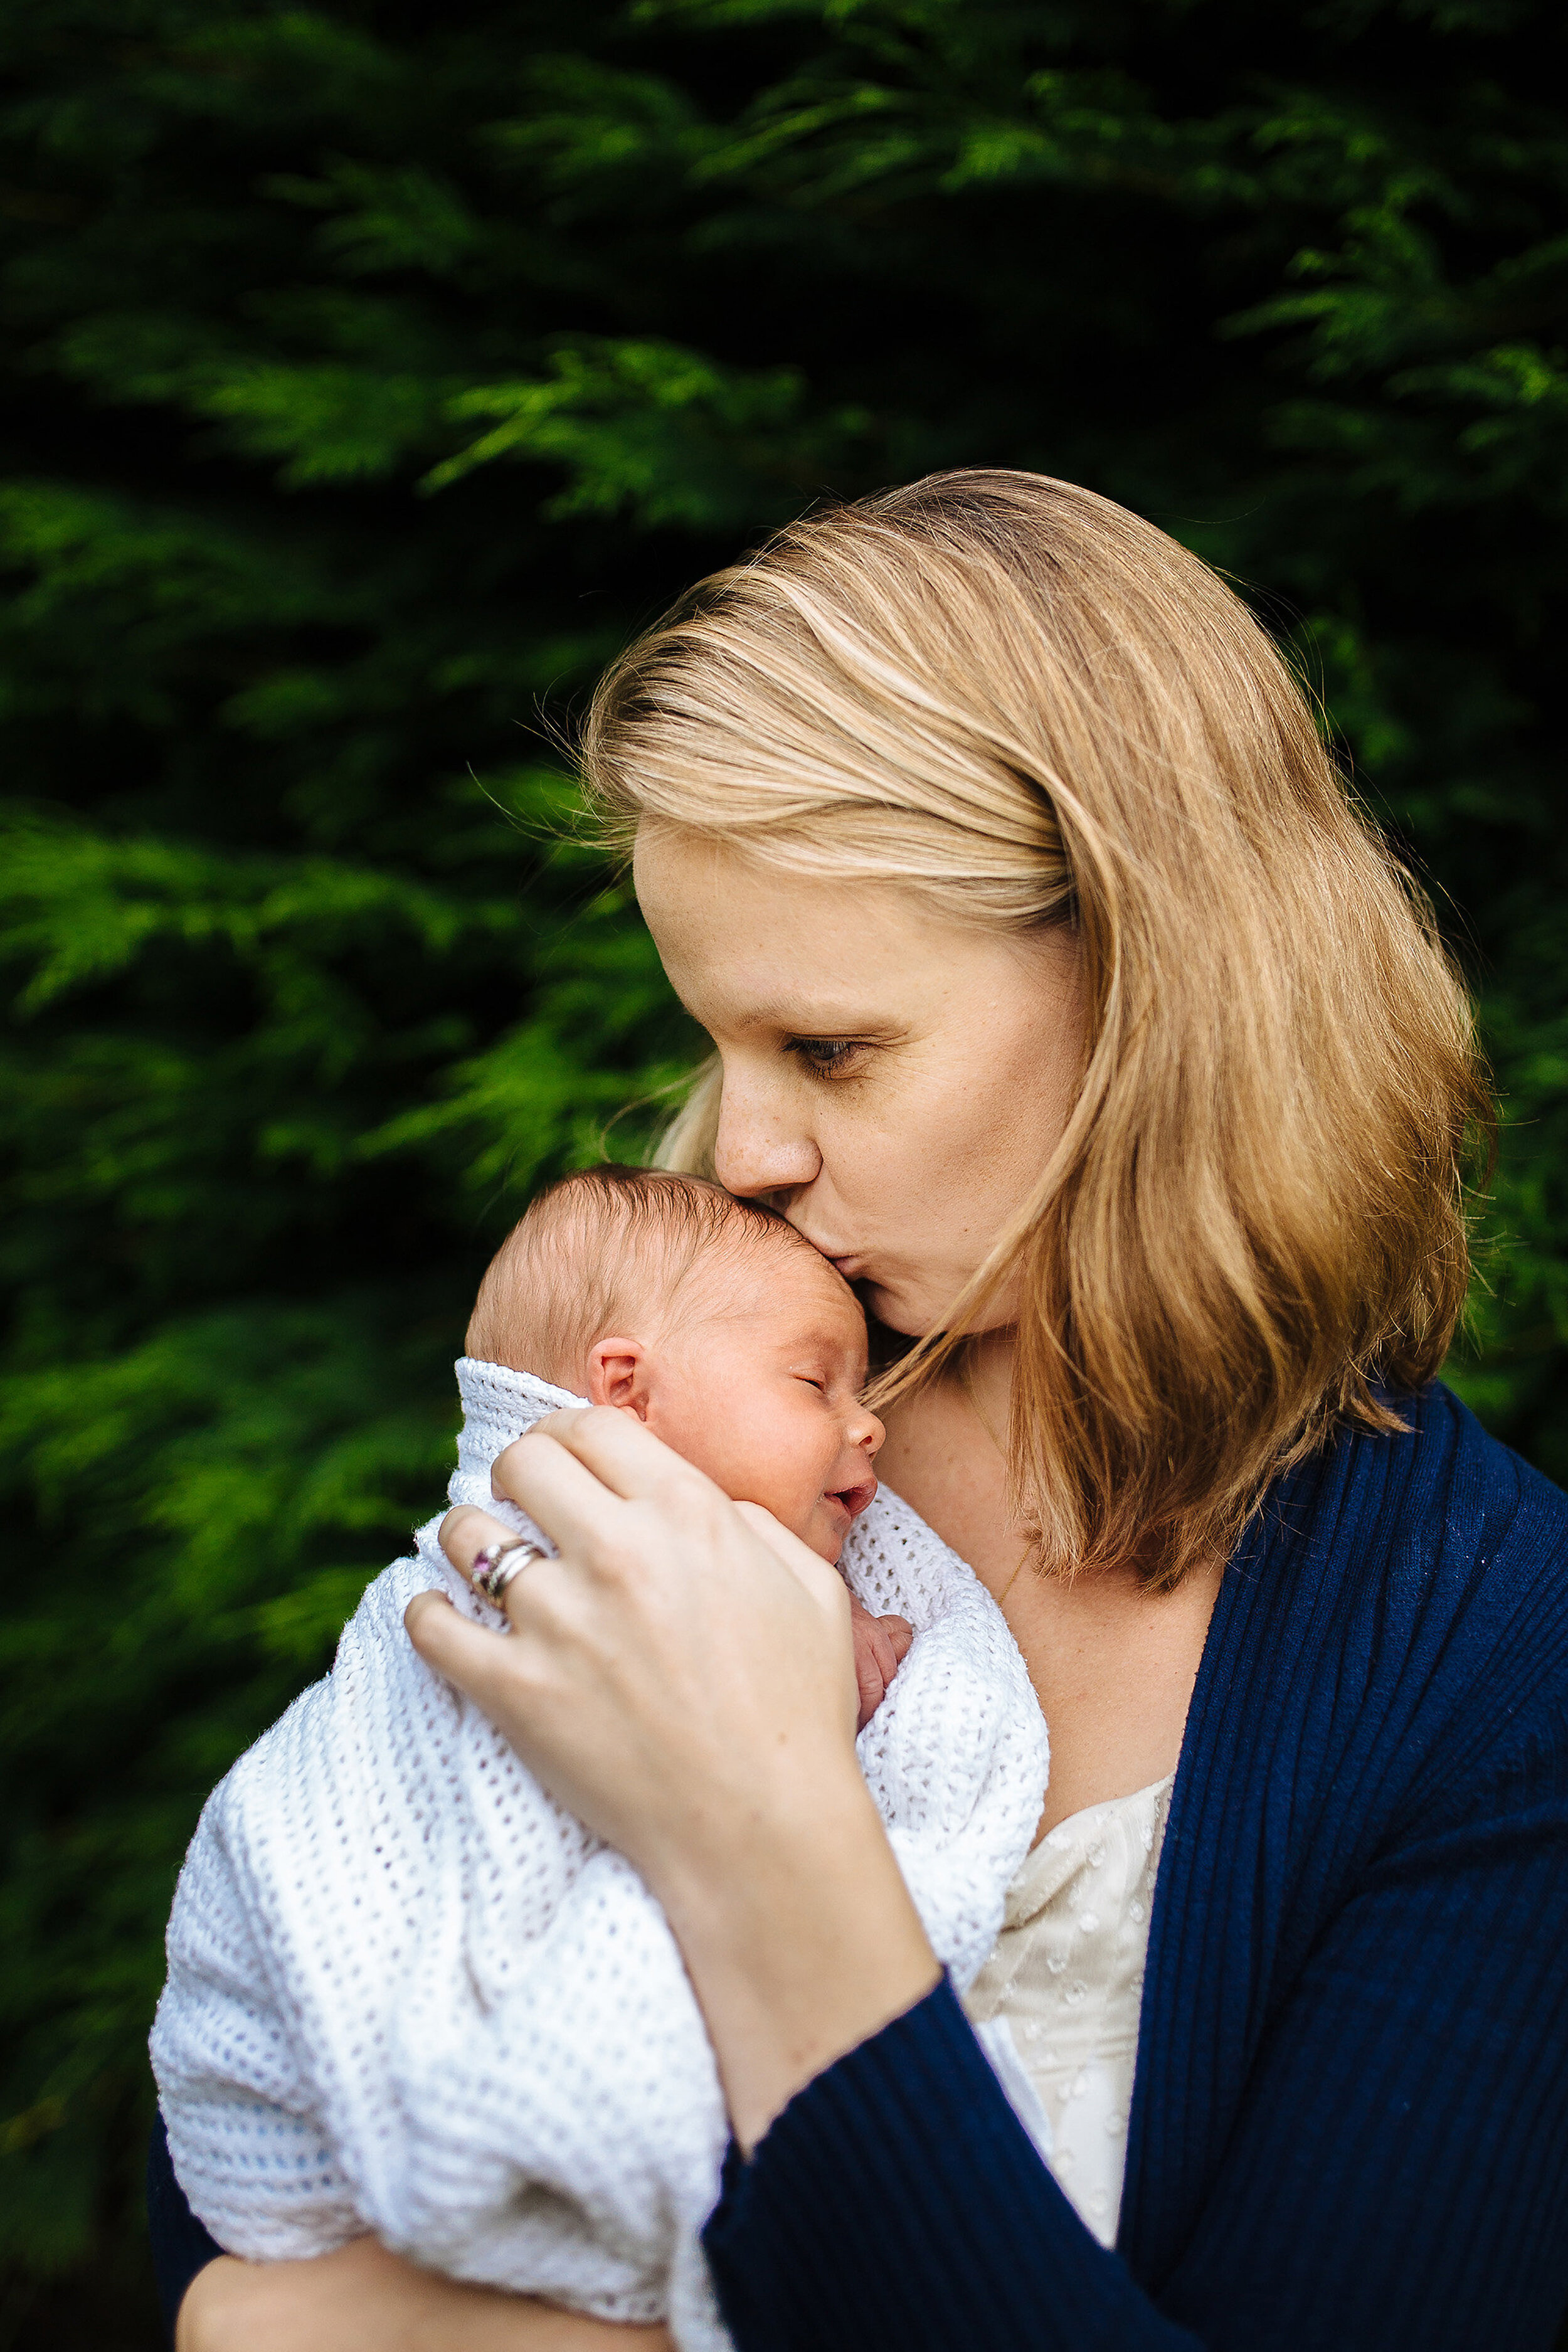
636, 825, 893, 942
634, 828, 987, 1024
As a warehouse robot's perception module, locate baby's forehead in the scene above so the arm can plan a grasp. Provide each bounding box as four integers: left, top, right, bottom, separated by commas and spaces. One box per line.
473, 1168, 871, 1387
686, 1237, 866, 1353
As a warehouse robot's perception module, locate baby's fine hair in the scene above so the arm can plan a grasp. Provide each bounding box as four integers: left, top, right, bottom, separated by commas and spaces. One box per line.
466, 1163, 831, 1387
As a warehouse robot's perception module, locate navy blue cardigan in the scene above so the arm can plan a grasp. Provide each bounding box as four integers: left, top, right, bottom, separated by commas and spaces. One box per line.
151, 1384, 1568, 2348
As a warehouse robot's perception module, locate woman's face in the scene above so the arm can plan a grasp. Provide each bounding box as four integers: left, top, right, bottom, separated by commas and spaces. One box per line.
634, 828, 1085, 1337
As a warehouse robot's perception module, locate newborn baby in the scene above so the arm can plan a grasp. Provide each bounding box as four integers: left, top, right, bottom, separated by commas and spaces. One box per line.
152, 1167, 1047, 2351
464, 1165, 914, 1725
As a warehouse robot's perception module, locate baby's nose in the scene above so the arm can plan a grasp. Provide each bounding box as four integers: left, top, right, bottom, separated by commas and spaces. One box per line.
851, 1405, 885, 1457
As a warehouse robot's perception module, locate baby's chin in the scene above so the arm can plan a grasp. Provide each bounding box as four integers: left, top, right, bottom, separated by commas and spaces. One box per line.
771, 1496, 840, 1564
739, 1483, 874, 1565
800, 1488, 862, 1566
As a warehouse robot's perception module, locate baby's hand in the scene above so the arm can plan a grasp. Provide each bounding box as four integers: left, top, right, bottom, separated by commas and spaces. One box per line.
848, 1596, 914, 1732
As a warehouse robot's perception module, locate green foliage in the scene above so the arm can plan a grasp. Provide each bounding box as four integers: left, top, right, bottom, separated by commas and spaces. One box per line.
0, 0, 1563, 2337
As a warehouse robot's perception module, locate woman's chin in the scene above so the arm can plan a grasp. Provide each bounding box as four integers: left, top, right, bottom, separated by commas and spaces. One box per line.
861, 1281, 941, 1341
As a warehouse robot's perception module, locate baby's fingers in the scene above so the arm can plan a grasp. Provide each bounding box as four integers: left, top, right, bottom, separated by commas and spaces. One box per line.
848, 1601, 912, 1680
881, 1612, 914, 1665
847, 1606, 914, 1731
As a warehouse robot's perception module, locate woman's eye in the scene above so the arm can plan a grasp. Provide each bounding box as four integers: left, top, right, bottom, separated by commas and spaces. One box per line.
787, 1036, 864, 1078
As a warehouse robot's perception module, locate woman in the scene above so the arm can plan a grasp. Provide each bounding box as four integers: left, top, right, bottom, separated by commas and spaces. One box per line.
156, 472, 1568, 2350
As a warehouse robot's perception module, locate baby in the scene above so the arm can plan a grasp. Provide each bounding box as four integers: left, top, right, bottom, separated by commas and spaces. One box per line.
464, 1165, 914, 1724
152, 1167, 1047, 2351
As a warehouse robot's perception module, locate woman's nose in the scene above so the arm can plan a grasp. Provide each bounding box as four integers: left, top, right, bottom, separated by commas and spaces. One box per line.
712, 1068, 820, 1199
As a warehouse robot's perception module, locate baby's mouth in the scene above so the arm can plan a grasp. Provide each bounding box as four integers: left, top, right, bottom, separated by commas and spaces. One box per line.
829, 1475, 878, 1522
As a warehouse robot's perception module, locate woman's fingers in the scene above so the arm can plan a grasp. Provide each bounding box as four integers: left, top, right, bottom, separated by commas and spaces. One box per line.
487, 1431, 638, 1560
440, 1504, 520, 1581
512, 1406, 712, 1507
405, 1590, 519, 1710
487, 1415, 702, 1569
731, 1500, 854, 1614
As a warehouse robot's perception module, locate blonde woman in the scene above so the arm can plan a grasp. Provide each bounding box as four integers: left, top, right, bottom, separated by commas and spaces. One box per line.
160, 473, 1568, 2352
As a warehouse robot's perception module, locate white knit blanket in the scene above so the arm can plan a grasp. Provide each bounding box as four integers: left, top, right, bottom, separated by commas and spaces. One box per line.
152, 1360, 1047, 2348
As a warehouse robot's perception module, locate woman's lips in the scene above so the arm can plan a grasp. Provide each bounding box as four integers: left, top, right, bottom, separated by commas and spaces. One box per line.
793, 1224, 865, 1278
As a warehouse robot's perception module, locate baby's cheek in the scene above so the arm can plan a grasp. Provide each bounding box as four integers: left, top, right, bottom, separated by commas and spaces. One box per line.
645, 1394, 795, 1513
645, 1394, 733, 1481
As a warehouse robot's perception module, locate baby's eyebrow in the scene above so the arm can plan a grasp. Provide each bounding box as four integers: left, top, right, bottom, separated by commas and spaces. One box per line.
783, 1314, 863, 1348
785, 1328, 869, 1380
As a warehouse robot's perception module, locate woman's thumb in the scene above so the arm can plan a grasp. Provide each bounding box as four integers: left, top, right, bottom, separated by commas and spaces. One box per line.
732, 1500, 849, 1613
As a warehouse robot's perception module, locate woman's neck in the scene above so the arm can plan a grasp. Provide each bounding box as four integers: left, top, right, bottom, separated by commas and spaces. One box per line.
877, 1331, 1221, 1834
955, 1326, 1017, 1480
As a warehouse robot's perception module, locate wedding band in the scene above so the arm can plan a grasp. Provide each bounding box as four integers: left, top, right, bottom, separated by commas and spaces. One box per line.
470, 1537, 544, 1608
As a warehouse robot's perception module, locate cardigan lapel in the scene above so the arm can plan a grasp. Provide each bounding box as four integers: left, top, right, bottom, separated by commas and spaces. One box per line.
1116, 1394, 1459, 2285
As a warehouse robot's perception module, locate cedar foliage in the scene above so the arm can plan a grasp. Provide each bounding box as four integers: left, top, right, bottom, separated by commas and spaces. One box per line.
0, 3, 1564, 2341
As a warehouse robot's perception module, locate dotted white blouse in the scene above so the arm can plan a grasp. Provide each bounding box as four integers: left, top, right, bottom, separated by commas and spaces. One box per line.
963, 1774, 1173, 2247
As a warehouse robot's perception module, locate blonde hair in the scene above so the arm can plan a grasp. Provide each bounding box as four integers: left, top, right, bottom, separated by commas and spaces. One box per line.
467, 1163, 830, 1386
579, 470, 1491, 1588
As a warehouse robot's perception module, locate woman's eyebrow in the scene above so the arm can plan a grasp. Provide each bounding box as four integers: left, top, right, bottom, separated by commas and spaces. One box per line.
731, 999, 903, 1034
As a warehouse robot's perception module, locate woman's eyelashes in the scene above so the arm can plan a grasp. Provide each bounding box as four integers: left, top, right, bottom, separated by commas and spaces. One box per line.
785, 1035, 870, 1078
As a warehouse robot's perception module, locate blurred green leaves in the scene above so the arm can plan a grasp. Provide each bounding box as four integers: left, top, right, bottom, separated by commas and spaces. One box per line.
423, 339, 838, 525
0, 0, 1564, 2336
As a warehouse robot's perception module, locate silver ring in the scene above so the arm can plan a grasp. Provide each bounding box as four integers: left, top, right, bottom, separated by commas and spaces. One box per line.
470, 1537, 544, 1608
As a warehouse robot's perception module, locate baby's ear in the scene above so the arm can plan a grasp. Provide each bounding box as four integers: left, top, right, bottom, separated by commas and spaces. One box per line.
584, 1337, 650, 1418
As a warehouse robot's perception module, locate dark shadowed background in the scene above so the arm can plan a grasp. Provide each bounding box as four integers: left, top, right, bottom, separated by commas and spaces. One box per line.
1, 3, 1564, 2344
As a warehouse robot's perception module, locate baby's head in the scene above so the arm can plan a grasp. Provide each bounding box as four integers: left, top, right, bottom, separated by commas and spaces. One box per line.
467, 1166, 884, 1564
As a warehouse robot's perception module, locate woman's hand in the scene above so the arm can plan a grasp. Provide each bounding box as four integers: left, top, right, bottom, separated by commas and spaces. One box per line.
405, 1408, 939, 2149
177, 2236, 672, 2352
420, 1410, 860, 1875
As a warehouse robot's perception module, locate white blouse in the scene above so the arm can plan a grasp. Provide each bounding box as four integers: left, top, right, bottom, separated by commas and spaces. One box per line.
962, 1773, 1173, 2247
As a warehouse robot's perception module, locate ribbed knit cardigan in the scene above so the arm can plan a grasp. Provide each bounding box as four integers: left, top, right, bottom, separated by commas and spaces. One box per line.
149, 1383, 1568, 2349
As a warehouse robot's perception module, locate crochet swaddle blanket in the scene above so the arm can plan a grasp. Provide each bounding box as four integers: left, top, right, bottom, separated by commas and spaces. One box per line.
152, 1359, 1048, 2349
